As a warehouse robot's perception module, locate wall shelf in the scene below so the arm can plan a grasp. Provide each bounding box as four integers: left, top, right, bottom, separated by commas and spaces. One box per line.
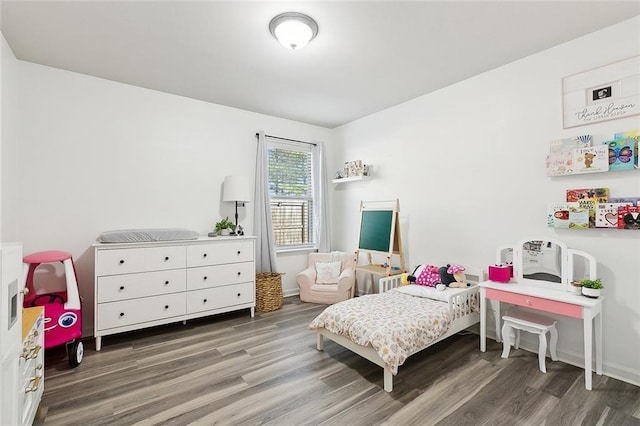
332, 175, 370, 184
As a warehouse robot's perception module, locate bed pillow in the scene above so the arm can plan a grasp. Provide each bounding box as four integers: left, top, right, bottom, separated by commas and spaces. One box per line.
396, 284, 467, 302
315, 260, 342, 284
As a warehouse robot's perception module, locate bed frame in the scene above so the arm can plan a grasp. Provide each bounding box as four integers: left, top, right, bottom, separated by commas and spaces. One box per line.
315, 268, 485, 392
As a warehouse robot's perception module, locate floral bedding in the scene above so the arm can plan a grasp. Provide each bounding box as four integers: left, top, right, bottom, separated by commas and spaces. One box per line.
308, 288, 453, 375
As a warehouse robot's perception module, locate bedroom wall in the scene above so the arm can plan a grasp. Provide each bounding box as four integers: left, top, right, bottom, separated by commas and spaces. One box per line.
0, 34, 20, 242
330, 16, 640, 386
6, 55, 332, 335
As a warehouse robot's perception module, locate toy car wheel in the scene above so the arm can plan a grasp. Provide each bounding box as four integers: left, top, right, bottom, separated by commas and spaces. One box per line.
67, 340, 84, 368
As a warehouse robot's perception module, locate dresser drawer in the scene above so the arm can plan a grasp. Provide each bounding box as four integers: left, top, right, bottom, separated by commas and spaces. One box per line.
186, 241, 253, 267
96, 246, 186, 276
97, 269, 186, 303
186, 262, 254, 291
485, 288, 583, 318
186, 282, 254, 314
96, 294, 186, 331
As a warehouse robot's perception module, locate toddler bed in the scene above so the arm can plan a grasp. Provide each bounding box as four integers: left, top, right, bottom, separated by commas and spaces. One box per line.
309, 268, 484, 392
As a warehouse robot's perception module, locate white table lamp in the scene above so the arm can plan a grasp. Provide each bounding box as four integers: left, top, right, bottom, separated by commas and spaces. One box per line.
223, 175, 251, 233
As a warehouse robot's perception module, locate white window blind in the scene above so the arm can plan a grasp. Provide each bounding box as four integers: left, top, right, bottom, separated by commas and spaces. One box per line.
267, 138, 315, 249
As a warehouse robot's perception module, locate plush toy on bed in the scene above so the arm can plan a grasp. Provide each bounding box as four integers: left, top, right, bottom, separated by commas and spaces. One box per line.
438, 264, 470, 288
401, 264, 447, 290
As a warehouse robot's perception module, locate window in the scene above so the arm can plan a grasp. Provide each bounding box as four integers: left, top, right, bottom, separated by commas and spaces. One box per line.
267, 138, 315, 249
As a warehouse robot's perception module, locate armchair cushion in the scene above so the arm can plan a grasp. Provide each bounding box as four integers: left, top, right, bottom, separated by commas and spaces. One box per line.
315, 260, 342, 283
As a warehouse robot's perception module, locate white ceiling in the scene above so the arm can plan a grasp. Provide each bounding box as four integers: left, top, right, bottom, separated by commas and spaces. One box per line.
2, 1, 639, 128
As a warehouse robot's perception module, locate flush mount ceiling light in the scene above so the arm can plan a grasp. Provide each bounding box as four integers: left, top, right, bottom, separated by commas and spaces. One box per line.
269, 12, 318, 50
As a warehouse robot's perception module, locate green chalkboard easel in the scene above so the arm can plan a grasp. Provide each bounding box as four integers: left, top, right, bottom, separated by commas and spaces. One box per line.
355, 199, 406, 280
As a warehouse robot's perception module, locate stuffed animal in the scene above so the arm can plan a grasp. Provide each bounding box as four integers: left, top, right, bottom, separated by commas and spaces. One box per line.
438, 264, 469, 288
403, 264, 446, 290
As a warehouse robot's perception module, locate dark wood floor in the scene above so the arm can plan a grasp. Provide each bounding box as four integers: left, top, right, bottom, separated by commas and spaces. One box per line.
36, 297, 640, 426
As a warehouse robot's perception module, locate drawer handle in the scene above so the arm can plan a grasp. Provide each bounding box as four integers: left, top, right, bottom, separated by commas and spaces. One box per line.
526, 299, 532, 306
119, 286, 125, 291
164, 305, 169, 310
237, 293, 241, 297
164, 256, 170, 261
119, 259, 125, 265
203, 253, 208, 258
119, 312, 125, 317
237, 251, 241, 255
203, 298, 208, 303
29, 346, 42, 359
165, 280, 169, 285
25, 376, 42, 393
203, 276, 208, 281
237, 272, 241, 276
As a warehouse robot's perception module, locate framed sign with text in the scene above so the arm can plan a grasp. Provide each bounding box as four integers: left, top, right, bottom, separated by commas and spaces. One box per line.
562, 56, 639, 128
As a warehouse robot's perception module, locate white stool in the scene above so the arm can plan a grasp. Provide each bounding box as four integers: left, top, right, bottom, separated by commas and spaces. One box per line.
501, 309, 558, 373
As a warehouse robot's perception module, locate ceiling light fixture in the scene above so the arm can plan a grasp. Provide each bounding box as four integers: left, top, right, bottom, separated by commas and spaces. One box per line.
269, 12, 318, 50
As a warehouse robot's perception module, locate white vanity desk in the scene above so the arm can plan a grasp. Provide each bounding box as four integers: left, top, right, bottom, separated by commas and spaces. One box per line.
478, 238, 603, 390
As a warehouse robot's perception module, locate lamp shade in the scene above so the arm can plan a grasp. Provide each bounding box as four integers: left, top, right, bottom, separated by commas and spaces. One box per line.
223, 176, 251, 202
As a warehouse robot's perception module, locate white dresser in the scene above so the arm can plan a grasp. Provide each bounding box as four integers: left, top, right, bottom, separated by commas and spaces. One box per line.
20, 307, 44, 426
93, 236, 255, 351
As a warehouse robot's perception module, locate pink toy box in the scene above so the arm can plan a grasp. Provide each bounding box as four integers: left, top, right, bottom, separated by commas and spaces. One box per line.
488, 264, 512, 283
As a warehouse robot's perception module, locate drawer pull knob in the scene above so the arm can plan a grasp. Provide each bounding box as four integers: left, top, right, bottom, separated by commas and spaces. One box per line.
203, 276, 208, 281
203, 299, 208, 303
526, 299, 532, 306
164, 256, 169, 261
119, 260, 125, 265
203, 253, 208, 258
237, 293, 241, 297
119, 312, 125, 317
237, 272, 241, 276
165, 281, 169, 285
164, 305, 169, 310
237, 251, 241, 255
119, 286, 125, 291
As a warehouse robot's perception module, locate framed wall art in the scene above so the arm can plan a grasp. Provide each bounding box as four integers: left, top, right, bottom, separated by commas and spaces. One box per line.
562, 55, 640, 128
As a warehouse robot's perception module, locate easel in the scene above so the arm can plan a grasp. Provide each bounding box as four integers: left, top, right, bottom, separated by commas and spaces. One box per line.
354, 199, 406, 294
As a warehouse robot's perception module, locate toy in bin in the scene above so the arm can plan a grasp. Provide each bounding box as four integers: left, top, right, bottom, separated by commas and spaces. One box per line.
488, 263, 513, 283
23, 250, 83, 368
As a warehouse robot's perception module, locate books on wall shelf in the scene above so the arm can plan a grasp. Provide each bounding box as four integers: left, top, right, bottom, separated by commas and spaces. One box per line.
549, 190, 640, 230
566, 188, 608, 228
545, 130, 639, 176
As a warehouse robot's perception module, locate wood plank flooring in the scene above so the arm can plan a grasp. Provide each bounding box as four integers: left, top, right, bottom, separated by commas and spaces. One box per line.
35, 297, 640, 425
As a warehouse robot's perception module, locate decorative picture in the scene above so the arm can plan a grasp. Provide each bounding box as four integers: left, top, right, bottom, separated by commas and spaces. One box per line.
562, 56, 640, 128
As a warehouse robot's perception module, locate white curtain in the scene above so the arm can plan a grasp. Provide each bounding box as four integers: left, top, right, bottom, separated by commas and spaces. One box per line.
313, 142, 332, 252
253, 131, 279, 273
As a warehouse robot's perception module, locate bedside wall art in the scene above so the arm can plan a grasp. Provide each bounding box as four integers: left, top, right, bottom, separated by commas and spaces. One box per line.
562, 55, 640, 128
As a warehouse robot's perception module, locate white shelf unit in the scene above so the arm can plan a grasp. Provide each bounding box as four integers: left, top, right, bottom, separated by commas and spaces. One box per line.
332, 175, 370, 184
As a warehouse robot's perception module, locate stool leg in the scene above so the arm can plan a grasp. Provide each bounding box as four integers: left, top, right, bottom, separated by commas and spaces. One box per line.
514, 329, 521, 350
538, 332, 547, 373
549, 326, 558, 361
501, 323, 512, 359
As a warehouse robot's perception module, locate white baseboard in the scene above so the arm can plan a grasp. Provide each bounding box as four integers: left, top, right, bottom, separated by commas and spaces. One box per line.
474, 328, 640, 388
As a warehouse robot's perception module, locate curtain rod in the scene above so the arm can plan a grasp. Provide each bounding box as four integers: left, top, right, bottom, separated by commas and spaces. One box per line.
255, 133, 316, 146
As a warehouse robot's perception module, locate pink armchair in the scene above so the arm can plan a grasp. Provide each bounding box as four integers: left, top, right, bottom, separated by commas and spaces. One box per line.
296, 252, 356, 304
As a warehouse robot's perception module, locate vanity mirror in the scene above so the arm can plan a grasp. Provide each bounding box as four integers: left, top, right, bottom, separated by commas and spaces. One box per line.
496, 238, 596, 292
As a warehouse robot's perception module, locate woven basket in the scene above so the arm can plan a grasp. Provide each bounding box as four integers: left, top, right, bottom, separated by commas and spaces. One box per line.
255, 272, 283, 312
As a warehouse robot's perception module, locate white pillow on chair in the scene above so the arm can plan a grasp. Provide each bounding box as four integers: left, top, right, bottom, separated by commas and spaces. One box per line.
315, 260, 342, 284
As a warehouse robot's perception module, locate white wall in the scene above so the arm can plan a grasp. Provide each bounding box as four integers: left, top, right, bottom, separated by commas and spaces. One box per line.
6, 58, 331, 333
330, 16, 640, 386
1, 35, 21, 242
